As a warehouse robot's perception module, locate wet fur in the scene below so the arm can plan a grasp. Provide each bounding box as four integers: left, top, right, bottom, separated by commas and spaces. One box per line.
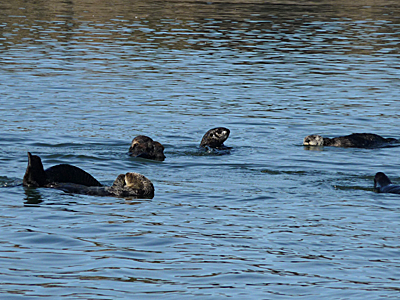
23, 153, 154, 198
200, 127, 230, 149
23, 152, 102, 187
109, 172, 154, 198
304, 133, 398, 148
374, 172, 400, 194
51, 172, 154, 199
129, 135, 165, 161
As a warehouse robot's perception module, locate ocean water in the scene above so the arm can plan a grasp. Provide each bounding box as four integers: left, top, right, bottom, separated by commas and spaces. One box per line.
1, 0, 400, 298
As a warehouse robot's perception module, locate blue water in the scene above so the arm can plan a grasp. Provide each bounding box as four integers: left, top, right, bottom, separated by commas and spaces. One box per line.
1, 0, 400, 298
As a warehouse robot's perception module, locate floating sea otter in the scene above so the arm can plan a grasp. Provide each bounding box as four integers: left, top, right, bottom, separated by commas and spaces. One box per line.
303, 133, 398, 148
200, 127, 231, 149
50, 172, 154, 198
128, 135, 165, 161
23, 152, 154, 198
374, 172, 400, 194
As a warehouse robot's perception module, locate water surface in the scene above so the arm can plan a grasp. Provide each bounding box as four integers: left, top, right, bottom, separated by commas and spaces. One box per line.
1, 0, 400, 298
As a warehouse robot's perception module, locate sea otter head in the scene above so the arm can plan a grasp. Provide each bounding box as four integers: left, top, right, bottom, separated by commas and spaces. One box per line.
303, 135, 324, 146
129, 135, 154, 154
129, 135, 165, 161
110, 172, 154, 198
374, 172, 392, 190
200, 127, 230, 148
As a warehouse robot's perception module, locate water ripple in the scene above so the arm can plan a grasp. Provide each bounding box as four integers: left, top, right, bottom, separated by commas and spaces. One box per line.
1, 0, 400, 299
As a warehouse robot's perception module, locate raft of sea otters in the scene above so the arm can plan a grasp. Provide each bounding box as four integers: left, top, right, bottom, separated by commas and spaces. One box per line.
22, 127, 230, 199
22, 128, 400, 198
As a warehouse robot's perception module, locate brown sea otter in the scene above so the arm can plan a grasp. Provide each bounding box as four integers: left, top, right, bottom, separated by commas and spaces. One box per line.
303, 133, 398, 148
129, 135, 165, 161
50, 172, 154, 199
23, 152, 154, 198
200, 127, 231, 149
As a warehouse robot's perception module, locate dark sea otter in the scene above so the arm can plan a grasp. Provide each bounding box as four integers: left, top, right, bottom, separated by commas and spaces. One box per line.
50, 172, 154, 199
374, 172, 400, 195
200, 127, 230, 149
303, 133, 398, 148
129, 135, 165, 161
23, 152, 154, 198
23, 152, 102, 187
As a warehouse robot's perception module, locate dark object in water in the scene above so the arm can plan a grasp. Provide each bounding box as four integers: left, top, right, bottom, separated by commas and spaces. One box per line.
374, 172, 400, 194
129, 135, 166, 161
23, 152, 102, 187
23, 152, 154, 198
200, 127, 230, 149
303, 133, 398, 148
50, 172, 154, 199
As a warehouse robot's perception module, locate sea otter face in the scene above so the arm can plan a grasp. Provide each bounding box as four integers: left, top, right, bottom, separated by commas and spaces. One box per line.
110, 172, 154, 198
129, 135, 166, 161
200, 127, 230, 148
303, 135, 324, 146
129, 135, 153, 153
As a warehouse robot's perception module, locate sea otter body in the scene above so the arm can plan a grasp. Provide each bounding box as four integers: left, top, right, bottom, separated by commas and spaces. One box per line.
374, 172, 400, 195
303, 133, 398, 148
129, 135, 165, 161
23, 152, 102, 187
23, 152, 154, 198
200, 127, 230, 149
50, 172, 154, 199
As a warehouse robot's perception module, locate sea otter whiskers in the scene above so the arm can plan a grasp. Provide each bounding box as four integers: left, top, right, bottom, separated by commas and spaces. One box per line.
200, 127, 230, 149
129, 135, 165, 161
23, 152, 154, 198
374, 172, 400, 194
303, 133, 398, 148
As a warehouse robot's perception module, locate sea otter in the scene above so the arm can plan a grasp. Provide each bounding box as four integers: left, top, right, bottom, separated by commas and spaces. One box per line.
129, 135, 165, 161
23, 152, 102, 187
303, 133, 398, 148
23, 152, 154, 198
50, 172, 154, 199
374, 172, 400, 194
200, 127, 230, 149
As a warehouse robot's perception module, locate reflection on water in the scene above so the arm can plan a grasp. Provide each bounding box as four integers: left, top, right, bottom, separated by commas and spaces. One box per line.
24, 187, 44, 205
1, 0, 400, 299
1, 0, 399, 55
